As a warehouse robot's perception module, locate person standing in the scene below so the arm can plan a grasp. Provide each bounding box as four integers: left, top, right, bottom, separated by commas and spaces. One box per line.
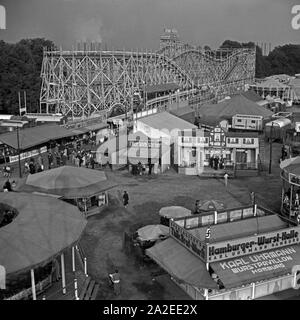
224, 172, 229, 187
109, 269, 121, 296
48, 151, 53, 170
123, 191, 129, 208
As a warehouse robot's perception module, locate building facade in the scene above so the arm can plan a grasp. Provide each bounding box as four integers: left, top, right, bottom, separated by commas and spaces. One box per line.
177, 126, 260, 175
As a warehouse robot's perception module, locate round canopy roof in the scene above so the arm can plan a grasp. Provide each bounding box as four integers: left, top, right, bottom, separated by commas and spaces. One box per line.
20, 166, 117, 198
199, 200, 225, 212
159, 206, 191, 218
137, 225, 169, 241
0, 192, 87, 275
280, 157, 300, 177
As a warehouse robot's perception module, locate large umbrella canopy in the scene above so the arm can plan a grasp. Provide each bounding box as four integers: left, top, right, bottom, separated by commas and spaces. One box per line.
198, 200, 225, 212
19, 166, 117, 198
280, 157, 300, 176
0, 192, 87, 275
159, 206, 191, 219
137, 225, 169, 241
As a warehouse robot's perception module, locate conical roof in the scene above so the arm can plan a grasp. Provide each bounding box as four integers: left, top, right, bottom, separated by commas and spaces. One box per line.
0, 192, 86, 275
20, 166, 117, 198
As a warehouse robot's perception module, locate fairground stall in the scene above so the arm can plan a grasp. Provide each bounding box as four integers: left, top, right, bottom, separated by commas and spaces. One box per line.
0, 192, 86, 300
280, 157, 300, 221
19, 166, 117, 217
159, 206, 192, 226
147, 204, 300, 300
0, 124, 75, 166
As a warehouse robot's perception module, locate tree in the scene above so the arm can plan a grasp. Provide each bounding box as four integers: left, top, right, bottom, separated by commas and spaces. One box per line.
0, 38, 56, 114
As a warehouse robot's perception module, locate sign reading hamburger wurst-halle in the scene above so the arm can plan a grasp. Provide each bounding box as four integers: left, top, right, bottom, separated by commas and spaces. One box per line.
207, 227, 300, 262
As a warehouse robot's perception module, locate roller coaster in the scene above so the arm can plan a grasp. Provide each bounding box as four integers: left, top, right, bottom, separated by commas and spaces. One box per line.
40, 39, 256, 117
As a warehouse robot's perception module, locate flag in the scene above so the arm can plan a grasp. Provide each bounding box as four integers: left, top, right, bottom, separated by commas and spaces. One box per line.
0, 265, 6, 289
205, 227, 211, 243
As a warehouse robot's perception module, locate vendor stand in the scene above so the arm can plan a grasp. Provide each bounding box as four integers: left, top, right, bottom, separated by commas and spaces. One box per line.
0, 192, 86, 300
18, 166, 117, 218
159, 206, 192, 226
147, 205, 300, 300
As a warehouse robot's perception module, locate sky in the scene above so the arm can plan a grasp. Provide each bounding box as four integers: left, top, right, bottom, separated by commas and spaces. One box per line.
0, 0, 299, 50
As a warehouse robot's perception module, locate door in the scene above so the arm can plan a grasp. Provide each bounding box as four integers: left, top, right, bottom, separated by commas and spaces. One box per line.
236, 150, 247, 169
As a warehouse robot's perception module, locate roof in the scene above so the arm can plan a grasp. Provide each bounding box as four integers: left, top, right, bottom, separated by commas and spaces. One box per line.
70, 122, 108, 134
211, 245, 300, 289
19, 166, 117, 198
265, 118, 292, 128
198, 94, 273, 123
145, 83, 179, 94
128, 130, 153, 141
189, 215, 287, 243
169, 105, 195, 117
146, 238, 218, 289
138, 112, 197, 132
280, 157, 300, 176
0, 192, 86, 275
253, 79, 289, 89
240, 90, 264, 103
0, 124, 74, 150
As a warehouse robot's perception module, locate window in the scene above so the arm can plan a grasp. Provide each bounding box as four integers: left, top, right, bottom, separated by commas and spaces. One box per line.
228, 138, 239, 144
251, 120, 256, 124
237, 119, 242, 122
226, 154, 231, 161
243, 138, 254, 144
192, 147, 196, 157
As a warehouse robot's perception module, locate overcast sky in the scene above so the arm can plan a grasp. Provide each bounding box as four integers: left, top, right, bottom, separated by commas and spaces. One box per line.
0, 0, 299, 50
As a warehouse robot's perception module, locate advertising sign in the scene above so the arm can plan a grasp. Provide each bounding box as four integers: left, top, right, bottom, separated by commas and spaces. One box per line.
207, 226, 300, 262
212, 247, 300, 288
170, 220, 206, 261
9, 146, 47, 163
229, 209, 242, 221
201, 214, 214, 226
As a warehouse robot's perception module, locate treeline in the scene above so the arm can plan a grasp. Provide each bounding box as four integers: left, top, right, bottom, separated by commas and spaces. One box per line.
220, 40, 300, 79
0, 38, 55, 115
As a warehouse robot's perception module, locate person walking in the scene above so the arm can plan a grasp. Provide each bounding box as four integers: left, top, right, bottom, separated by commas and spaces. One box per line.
224, 172, 229, 187
123, 191, 129, 208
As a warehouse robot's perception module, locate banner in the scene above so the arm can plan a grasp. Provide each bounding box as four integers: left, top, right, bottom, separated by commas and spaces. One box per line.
9, 146, 47, 163
170, 220, 206, 261
207, 226, 300, 262
212, 247, 300, 286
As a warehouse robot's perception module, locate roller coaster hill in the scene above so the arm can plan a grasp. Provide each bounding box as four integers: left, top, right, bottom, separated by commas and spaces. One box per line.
39, 38, 256, 118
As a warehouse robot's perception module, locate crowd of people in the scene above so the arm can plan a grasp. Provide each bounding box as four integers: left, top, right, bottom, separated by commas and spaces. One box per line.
208, 156, 226, 170
283, 188, 300, 223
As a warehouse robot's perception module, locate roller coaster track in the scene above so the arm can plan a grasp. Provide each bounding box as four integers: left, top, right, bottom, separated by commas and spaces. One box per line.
40, 50, 195, 117
40, 46, 255, 117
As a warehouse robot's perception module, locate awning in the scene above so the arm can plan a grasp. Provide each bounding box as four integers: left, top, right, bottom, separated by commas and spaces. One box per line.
0, 124, 75, 150
211, 245, 300, 289
19, 166, 117, 198
72, 123, 108, 134
146, 238, 218, 289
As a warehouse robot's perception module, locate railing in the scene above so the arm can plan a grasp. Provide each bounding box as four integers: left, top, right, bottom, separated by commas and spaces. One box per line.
145, 88, 197, 111
208, 273, 293, 300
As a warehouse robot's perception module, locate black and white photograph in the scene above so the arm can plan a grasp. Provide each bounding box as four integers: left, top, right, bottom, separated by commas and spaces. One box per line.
0, 0, 300, 307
